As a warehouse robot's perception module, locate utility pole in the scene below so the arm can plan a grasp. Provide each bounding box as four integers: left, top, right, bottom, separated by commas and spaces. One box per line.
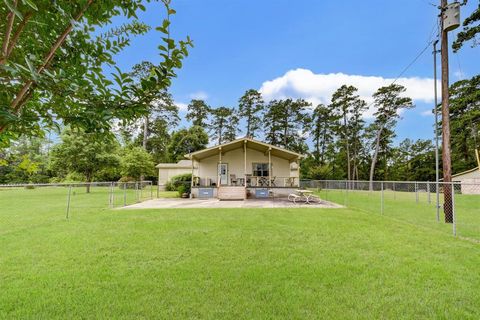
433, 39, 440, 222
439, 0, 460, 223
433, 38, 440, 221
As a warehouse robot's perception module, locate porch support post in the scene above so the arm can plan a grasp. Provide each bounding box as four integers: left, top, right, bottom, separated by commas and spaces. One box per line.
190, 157, 195, 199
268, 147, 272, 187
244, 140, 247, 186
297, 157, 300, 187
218, 147, 222, 186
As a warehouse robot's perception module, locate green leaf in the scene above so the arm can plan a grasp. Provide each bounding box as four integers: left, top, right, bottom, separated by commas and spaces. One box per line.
4, 0, 23, 19
21, 0, 38, 11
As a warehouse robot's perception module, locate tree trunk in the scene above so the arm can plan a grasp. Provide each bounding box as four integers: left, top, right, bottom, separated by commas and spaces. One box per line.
143, 115, 148, 150
86, 173, 92, 194
369, 127, 383, 191
343, 114, 351, 181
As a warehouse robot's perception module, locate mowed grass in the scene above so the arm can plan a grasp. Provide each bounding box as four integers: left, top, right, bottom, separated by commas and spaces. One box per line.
314, 188, 480, 240
1, 188, 480, 318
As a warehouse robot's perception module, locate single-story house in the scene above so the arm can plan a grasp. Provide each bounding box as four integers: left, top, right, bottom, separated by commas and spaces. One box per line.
185, 137, 304, 200
452, 167, 480, 195
156, 160, 197, 190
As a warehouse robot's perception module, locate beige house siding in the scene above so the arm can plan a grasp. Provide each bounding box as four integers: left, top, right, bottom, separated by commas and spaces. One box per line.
157, 160, 195, 190
158, 168, 191, 186
453, 168, 480, 195
194, 147, 298, 187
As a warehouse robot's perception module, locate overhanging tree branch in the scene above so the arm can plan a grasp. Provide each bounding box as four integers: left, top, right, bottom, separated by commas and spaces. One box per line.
1, 0, 18, 63
4, 12, 34, 62
8, 0, 94, 116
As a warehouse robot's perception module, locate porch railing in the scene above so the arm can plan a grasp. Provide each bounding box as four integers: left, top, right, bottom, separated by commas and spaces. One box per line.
192, 176, 299, 188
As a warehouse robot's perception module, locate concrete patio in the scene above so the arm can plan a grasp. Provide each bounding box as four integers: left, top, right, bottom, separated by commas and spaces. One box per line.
119, 198, 344, 209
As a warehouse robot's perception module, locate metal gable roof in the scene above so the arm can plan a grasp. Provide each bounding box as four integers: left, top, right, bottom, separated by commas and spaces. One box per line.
185, 137, 304, 161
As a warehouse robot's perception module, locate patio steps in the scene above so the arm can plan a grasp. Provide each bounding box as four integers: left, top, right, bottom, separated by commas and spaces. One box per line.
218, 186, 246, 200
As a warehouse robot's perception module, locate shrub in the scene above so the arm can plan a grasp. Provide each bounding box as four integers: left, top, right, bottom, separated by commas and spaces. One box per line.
118, 176, 136, 189
165, 181, 176, 191
64, 172, 86, 183
168, 173, 192, 192
49, 177, 63, 184
177, 184, 188, 197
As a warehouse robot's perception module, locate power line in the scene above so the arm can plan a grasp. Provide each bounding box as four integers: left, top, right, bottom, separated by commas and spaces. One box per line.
365, 20, 439, 112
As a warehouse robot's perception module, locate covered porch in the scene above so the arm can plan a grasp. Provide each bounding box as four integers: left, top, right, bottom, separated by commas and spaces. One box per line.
186, 138, 303, 199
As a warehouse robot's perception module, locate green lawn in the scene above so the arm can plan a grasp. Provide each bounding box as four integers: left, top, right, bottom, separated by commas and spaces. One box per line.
1, 187, 480, 318
314, 188, 480, 240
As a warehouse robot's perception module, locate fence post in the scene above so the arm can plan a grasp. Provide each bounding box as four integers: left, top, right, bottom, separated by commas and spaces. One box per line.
325, 181, 329, 201
111, 182, 115, 208
139, 182, 142, 201
415, 181, 418, 204
381, 181, 384, 215
393, 182, 396, 200
344, 180, 348, 207
135, 182, 139, 202
427, 182, 431, 204
123, 183, 127, 206
436, 181, 440, 222
150, 181, 153, 199
109, 182, 114, 208
66, 185, 72, 219
452, 182, 456, 236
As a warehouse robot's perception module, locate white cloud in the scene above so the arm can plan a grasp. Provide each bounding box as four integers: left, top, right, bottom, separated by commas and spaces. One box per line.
175, 101, 188, 111
453, 70, 466, 80
259, 68, 439, 119
189, 91, 209, 100
421, 110, 433, 117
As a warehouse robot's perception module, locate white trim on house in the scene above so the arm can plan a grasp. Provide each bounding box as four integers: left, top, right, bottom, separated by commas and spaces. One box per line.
185, 137, 305, 161
185, 138, 303, 199
452, 167, 479, 178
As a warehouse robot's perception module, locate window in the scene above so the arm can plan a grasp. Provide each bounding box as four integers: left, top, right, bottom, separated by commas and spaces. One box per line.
252, 163, 269, 177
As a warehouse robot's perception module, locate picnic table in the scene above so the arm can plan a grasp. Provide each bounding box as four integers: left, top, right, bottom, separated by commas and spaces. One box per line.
295, 189, 314, 204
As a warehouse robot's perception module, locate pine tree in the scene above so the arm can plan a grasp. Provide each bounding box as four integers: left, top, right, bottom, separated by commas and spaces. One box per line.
311, 104, 335, 165
208, 107, 238, 145
264, 100, 283, 146
263, 99, 311, 153
223, 109, 240, 143
330, 85, 366, 181
369, 84, 413, 189
238, 89, 264, 138
186, 99, 211, 127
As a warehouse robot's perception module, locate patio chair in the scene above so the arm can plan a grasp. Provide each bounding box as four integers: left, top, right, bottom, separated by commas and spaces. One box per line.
270, 176, 277, 187
258, 177, 268, 187
286, 177, 295, 187
230, 174, 238, 186
245, 174, 252, 187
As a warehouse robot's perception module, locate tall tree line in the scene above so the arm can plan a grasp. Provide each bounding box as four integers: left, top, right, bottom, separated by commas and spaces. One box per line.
2, 76, 478, 185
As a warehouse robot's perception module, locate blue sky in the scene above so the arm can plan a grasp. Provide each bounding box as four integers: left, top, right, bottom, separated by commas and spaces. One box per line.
111, 0, 479, 144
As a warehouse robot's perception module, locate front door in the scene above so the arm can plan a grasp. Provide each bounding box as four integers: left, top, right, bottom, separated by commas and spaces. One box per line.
218, 163, 228, 185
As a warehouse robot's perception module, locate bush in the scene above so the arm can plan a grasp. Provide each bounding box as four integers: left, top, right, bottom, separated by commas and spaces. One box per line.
49, 177, 63, 184
177, 184, 188, 197
118, 176, 136, 189
165, 181, 176, 191
167, 173, 192, 192
64, 172, 86, 183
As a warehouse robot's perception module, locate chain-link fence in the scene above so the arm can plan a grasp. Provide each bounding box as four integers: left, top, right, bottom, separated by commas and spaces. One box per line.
0, 181, 154, 235
300, 180, 480, 241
